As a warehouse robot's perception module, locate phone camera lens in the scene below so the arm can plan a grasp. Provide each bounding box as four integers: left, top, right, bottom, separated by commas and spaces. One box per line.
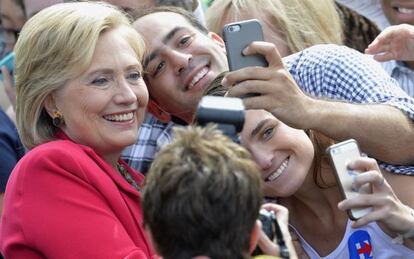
229, 26, 234, 32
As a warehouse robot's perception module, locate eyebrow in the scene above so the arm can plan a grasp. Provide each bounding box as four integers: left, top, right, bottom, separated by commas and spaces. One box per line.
85, 64, 141, 76
250, 119, 272, 138
143, 26, 186, 69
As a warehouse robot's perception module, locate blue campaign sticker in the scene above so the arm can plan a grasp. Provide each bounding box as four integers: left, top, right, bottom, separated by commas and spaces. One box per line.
348, 230, 373, 259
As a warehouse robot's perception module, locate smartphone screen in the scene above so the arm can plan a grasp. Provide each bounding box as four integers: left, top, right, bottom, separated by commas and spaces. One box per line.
327, 139, 372, 220
222, 19, 268, 71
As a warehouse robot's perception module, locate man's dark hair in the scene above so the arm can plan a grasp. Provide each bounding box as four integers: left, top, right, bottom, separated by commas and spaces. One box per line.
142, 125, 263, 259
132, 5, 209, 34
154, 0, 193, 12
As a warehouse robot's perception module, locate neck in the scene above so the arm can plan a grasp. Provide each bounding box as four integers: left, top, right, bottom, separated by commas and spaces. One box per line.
279, 163, 342, 219
100, 151, 122, 170
174, 111, 195, 124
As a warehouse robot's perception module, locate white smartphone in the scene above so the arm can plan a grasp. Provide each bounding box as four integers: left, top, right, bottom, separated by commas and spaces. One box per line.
326, 139, 372, 220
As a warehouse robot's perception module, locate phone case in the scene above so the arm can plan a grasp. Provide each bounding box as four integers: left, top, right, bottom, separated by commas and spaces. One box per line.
222, 19, 268, 71
326, 139, 372, 220
0, 52, 15, 81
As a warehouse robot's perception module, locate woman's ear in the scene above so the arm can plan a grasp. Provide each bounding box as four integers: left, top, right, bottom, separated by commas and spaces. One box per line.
208, 32, 226, 50
44, 93, 58, 118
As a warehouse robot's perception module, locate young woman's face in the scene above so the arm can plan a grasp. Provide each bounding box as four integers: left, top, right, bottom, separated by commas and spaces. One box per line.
240, 110, 314, 197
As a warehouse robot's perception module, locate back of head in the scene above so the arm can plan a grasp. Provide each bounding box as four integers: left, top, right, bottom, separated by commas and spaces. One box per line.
142, 125, 262, 259
14, 2, 144, 149
206, 0, 343, 53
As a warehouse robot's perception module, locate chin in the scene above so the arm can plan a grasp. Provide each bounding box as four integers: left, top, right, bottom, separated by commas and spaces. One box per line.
264, 185, 296, 198
264, 175, 305, 198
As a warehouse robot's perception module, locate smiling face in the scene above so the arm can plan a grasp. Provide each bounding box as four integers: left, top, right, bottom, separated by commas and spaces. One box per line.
47, 28, 148, 163
133, 11, 228, 122
381, 0, 414, 25
240, 110, 314, 197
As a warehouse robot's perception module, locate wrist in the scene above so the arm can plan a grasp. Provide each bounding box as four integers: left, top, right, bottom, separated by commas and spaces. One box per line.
392, 207, 414, 245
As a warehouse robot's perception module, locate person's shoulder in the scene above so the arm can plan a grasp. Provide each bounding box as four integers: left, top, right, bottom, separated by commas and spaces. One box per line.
24, 139, 95, 167
0, 107, 16, 133
301, 44, 361, 58
283, 44, 355, 63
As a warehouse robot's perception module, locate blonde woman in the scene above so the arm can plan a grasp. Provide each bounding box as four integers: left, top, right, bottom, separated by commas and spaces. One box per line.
206, 0, 343, 56
0, 2, 155, 258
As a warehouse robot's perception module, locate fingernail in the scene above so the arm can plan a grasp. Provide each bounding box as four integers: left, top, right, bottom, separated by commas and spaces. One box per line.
347, 161, 355, 169
242, 47, 249, 56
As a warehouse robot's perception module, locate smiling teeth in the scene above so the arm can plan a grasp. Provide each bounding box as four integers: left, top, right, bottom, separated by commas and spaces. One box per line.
104, 112, 133, 122
266, 159, 289, 182
398, 7, 414, 14
188, 67, 208, 89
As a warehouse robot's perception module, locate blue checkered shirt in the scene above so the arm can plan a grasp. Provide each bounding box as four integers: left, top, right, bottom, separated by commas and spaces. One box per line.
122, 44, 414, 175
121, 112, 175, 174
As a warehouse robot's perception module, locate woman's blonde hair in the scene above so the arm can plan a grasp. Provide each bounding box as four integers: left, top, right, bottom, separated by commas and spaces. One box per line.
206, 0, 343, 54
15, 2, 145, 149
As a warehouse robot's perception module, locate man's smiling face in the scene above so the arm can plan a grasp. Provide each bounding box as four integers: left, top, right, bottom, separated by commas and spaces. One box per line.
133, 11, 228, 122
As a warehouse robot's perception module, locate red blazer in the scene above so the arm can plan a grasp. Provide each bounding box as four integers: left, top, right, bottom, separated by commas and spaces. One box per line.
0, 133, 156, 258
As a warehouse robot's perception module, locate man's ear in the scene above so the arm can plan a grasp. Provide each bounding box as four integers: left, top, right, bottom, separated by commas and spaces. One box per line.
208, 32, 226, 50
249, 220, 261, 253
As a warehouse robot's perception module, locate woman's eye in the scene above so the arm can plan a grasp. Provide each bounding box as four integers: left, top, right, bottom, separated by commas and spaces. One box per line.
262, 127, 275, 140
91, 77, 109, 86
127, 71, 141, 81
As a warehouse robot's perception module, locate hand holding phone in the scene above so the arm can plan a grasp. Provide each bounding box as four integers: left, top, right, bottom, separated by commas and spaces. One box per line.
222, 19, 268, 71
327, 139, 372, 220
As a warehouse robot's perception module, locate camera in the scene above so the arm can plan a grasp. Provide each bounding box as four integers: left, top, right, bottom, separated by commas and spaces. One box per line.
252, 209, 290, 259
195, 96, 245, 143
258, 209, 276, 241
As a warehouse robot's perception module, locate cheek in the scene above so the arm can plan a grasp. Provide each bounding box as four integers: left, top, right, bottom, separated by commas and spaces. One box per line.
136, 83, 149, 107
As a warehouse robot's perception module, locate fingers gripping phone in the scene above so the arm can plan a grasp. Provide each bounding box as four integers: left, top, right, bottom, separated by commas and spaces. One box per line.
326, 139, 372, 220
222, 19, 268, 71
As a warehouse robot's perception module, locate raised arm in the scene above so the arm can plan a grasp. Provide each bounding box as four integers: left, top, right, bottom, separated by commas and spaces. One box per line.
224, 42, 414, 165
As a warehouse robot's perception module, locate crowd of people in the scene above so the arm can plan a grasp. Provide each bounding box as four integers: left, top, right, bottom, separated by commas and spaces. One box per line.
0, 0, 413, 258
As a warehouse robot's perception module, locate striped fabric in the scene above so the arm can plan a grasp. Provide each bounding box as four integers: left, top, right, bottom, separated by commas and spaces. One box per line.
381, 60, 414, 98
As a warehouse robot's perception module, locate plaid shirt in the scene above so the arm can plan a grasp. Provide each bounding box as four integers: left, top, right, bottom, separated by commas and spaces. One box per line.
122, 44, 414, 175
